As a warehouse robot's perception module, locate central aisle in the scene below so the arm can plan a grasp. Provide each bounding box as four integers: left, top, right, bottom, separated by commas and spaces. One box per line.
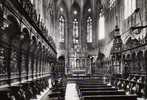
65, 82, 80, 100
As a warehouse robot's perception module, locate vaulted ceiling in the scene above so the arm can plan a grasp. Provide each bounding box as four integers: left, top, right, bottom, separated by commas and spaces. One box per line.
33, 0, 108, 56
55, 0, 103, 14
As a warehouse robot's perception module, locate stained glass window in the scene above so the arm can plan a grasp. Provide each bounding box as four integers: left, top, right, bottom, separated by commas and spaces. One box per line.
87, 17, 92, 42
99, 15, 105, 40
73, 19, 79, 49
59, 16, 65, 42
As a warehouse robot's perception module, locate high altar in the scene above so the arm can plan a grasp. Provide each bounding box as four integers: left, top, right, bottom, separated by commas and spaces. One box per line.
66, 44, 92, 76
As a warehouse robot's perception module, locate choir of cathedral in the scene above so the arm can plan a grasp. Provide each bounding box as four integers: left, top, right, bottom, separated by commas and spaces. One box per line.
0, 0, 147, 100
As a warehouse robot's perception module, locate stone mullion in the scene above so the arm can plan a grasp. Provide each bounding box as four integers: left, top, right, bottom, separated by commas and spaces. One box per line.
126, 56, 131, 74
28, 49, 32, 79
46, 56, 48, 74
42, 52, 46, 76
47, 55, 50, 74
33, 48, 37, 79
4, 40, 12, 85
33, 53, 37, 78
31, 43, 37, 79
37, 52, 40, 77
34, 48, 38, 78
47, 56, 49, 74
17, 42, 22, 82
44, 55, 47, 74
47, 56, 50, 74
25, 46, 30, 80
140, 57, 144, 73
124, 58, 130, 77
137, 56, 141, 74
130, 56, 135, 74
121, 56, 125, 76
134, 57, 137, 74
44, 51, 47, 73
41, 51, 44, 77
42, 53, 45, 75
11, 44, 19, 82
30, 52, 34, 79
142, 56, 146, 73
132, 57, 135, 74
35, 49, 40, 78
45, 54, 48, 74
40, 53, 43, 76
35, 54, 39, 78
38, 52, 42, 77
36, 53, 39, 77
38, 49, 42, 77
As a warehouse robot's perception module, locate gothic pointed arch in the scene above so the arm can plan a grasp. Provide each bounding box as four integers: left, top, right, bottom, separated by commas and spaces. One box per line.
83, 0, 92, 17
71, 1, 80, 18
83, 0, 93, 43
57, 0, 68, 18
58, 55, 65, 61
5, 15, 21, 39
57, 0, 68, 43
70, 2, 80, 49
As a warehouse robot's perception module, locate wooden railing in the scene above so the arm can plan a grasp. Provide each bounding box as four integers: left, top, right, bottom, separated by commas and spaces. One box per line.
111, 73, 147, 98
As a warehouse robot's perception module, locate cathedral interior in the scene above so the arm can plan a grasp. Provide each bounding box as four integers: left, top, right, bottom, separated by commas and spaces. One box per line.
0, 0, 147, 100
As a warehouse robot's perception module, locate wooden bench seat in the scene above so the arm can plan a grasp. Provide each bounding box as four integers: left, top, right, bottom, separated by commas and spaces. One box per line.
81, 90, 125, 96
52, 89, 65, 93
82, 95, 137, 100
49, 97, 64, 100
78, 83, 105, 85
76, 80, 103, 84
51, 88, 65, 92
80, 87, 117, 91
48, 92, 65, 98
79, 85, 112, 88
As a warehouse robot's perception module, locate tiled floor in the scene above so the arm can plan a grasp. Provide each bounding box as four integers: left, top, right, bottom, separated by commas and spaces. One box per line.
137, 98, 147, 100
65, 82, 80, 100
